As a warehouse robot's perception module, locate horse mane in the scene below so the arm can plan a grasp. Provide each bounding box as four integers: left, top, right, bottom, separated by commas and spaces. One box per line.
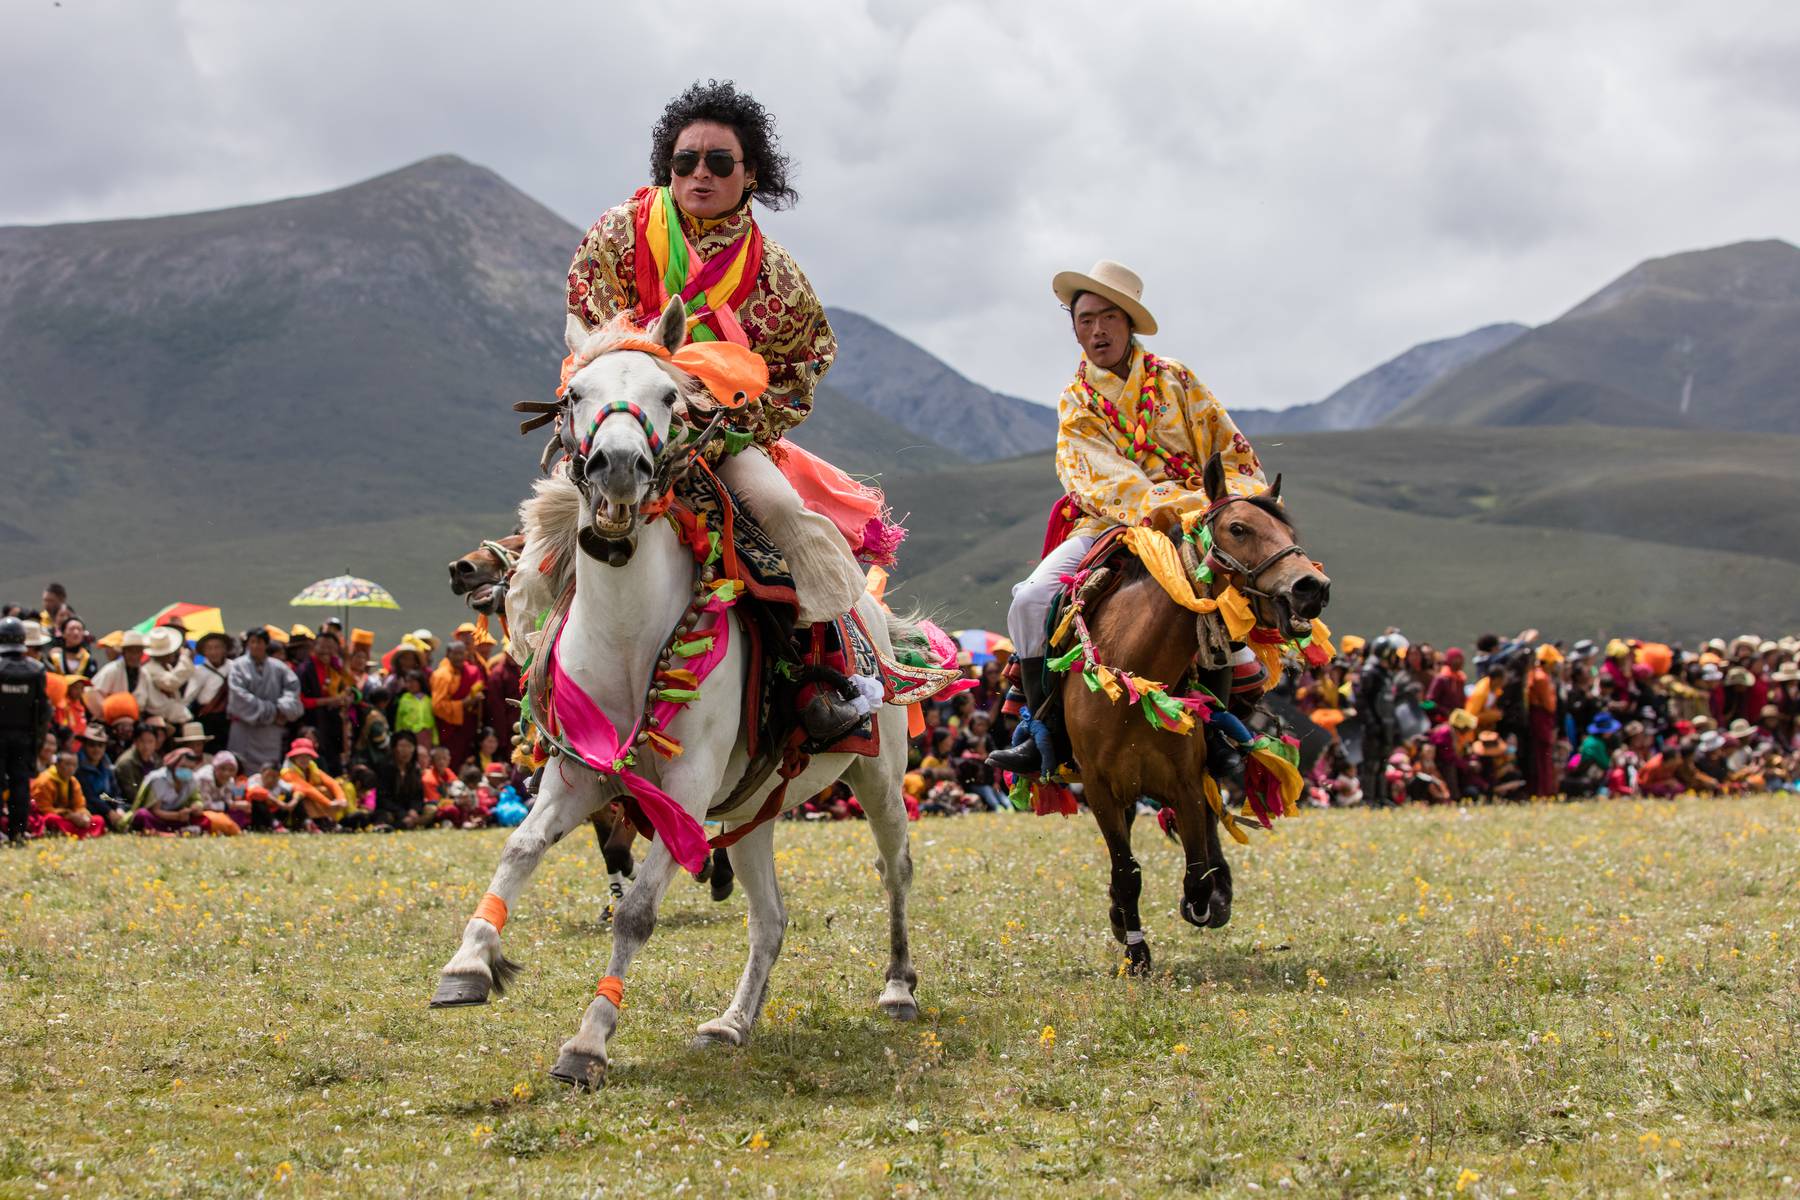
568, 315, 707, 404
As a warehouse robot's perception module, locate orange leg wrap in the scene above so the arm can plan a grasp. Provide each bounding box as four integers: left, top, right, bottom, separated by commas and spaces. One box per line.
594, 975, 625, 1009
473, 892, 508, 932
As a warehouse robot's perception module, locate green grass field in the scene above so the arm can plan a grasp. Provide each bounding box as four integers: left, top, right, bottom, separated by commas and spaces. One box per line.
4, 797, 1798, 1197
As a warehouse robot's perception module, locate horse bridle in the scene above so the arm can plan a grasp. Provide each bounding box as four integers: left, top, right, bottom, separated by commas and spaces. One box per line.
1196, 494, 1311, 602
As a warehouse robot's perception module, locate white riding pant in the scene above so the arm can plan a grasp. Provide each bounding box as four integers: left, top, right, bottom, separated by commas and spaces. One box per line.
718, 445, 867, 624
1006, 535, 1097, 659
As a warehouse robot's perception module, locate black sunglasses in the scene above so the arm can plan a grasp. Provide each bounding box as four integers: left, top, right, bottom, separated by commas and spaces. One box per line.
670, 149, 744, 178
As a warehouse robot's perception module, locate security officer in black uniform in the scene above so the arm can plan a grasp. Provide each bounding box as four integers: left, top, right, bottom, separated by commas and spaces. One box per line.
0, 616, 51, 844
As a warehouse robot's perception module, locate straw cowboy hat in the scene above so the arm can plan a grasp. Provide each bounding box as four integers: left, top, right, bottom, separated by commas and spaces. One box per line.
21, 620, 51, 648
1725, 718, 1756, 739
1052, 259, 1159, 335
146, 626, 185, 657
172, 721, 209, 746
120, 630, 149, 651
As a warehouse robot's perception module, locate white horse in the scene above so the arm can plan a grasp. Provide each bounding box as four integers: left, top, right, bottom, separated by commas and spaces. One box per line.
432, 301, 921, 1088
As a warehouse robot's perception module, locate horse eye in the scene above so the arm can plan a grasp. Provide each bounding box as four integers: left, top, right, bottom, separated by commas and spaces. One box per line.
1229, 523, 1248, 537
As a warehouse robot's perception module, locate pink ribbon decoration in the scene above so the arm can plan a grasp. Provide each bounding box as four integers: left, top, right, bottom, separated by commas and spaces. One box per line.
546, 595, 737, 876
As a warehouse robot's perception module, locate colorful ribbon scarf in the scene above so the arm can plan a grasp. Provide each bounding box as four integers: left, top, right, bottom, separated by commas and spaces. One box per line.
632, 186, 763, 346
544, 596, 737, 877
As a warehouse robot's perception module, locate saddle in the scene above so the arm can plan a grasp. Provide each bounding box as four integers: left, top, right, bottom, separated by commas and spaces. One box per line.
1044, 526, 1233, 674
666, 465, 883, 765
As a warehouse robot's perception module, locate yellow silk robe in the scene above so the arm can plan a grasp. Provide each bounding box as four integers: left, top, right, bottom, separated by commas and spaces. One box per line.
1055, 344, 1267, 537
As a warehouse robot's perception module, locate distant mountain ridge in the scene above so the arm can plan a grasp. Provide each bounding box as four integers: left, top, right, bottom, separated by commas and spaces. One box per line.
1386, 239, 1800, 431
1234, 322, 1528, 434
824, 308, 1056, 461
0, 154, 1047, 558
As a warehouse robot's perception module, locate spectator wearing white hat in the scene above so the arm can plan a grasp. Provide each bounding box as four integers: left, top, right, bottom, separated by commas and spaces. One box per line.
139, 625, 194, 726
88, 631, 154, 720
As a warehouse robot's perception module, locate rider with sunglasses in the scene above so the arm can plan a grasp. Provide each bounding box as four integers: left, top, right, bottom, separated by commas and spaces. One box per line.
552, 81, 899, 743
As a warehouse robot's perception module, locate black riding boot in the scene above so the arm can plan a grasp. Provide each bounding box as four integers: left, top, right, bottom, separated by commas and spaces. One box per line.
988, 657, 1050, 775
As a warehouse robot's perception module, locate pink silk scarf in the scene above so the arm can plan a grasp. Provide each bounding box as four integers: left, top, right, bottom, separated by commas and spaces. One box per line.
546, 595, 737, 876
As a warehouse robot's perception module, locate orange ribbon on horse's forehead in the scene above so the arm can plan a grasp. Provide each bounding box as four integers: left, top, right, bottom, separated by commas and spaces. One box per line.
567, 335, 768, 410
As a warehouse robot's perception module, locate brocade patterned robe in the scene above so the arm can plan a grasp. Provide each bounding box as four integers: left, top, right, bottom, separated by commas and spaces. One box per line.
567, 200, 836, 446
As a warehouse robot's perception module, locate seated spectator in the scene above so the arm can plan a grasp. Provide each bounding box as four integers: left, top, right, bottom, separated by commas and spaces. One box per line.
1562, 714, 1619, 797
245, 763, 301, 832
281, 738, 349, 830
73, 726, 124, 830
372, 730, 427, 830
112, 722, 162, 804
198, 750, 252, 832
421, 744, 456, 805
435, 777, 483, 829
131, 747, 209, 834
1470, 732, 1528, 800
32, 749, 103, 838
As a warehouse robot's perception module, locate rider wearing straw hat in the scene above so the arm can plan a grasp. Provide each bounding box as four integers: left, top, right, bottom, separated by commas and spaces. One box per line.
989, 260, 1267, 775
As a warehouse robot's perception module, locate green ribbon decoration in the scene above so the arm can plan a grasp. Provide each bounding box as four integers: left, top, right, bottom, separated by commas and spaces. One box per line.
672, 636, 715, 658
1046, 644, 1084, 673
655, 688, 701, 703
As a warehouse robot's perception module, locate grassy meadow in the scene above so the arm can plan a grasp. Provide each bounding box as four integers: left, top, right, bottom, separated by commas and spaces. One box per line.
2, 796, 1798, 1197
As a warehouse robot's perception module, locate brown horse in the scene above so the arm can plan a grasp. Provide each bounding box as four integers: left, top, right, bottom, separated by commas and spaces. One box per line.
1061, 452, 1330, 975
447, 534, 524, 616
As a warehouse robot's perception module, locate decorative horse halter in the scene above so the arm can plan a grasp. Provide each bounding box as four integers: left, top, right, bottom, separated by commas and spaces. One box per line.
1195, 493, 1311, 604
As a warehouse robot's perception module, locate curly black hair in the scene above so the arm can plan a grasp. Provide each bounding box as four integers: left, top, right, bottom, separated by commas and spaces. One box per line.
649, 79, 797, 211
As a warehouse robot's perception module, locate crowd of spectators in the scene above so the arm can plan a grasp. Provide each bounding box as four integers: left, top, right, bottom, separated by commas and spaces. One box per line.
1291, 628, 1800, 806
7, 579, 1797, 841
4, 584, 529, 839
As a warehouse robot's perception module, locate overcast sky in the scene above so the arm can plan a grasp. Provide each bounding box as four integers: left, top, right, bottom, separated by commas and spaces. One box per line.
5, 0, 1798, 410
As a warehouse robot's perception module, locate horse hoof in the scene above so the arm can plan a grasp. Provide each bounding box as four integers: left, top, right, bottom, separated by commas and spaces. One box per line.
1205, 902, 1232, 929
879, 980, 919, 1021
430, 974, 491, 1008
692, 1021, 745, 1048
711, 874, 735, 903
1180, 897, 1207, 930
1124, 942, 1154, 977
549, 1049, 607, 1090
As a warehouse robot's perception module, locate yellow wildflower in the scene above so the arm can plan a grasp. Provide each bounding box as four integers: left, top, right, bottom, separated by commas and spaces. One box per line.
1455, 1167, 1480, 1192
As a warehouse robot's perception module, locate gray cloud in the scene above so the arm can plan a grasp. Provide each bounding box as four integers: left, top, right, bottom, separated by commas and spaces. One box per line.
4, 0, 1797, 411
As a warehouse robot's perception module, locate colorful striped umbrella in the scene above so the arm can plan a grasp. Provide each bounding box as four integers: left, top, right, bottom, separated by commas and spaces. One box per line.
953, 629, 1014, 665
133, 602, 225, 637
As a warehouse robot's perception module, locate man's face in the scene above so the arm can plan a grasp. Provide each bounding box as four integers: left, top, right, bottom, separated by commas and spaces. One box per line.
43, 589, 60, 613
248, 636, 268, 662
448, 643, 467, 666
135, 732, 158, 759
122, 647, 145, 669
432, 748, 451, 770
54, 752, 76, 778
82, 739, 105, 762
1072, 292, 1133, 373
63, 620, 85, 647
